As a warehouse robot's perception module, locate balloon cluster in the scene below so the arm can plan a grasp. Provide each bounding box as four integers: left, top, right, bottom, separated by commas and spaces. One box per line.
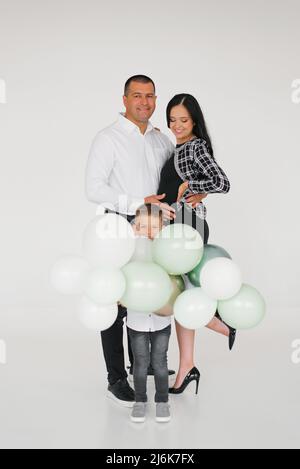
50, 213, 265, 332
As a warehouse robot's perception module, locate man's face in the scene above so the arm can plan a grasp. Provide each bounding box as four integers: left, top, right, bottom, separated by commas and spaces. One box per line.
123, 81, 156, 124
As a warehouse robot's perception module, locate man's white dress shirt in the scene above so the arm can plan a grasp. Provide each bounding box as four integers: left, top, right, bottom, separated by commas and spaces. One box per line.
85, 112, 174, 215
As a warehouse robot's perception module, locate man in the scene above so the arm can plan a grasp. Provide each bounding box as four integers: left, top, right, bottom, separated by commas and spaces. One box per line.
85, 75, 176, 406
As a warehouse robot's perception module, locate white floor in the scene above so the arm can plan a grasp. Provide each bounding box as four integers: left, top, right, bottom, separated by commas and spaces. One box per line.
0, 304, 299, 449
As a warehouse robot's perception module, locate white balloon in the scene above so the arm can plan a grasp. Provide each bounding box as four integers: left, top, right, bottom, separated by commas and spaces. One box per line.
82, 214, 136, 268
83, 267, 126, 305
174, 288, 217, 329
130, 236, 153, 262
49, 255, 89, 295
200, 257, 242, 300
78, 296, 118, 331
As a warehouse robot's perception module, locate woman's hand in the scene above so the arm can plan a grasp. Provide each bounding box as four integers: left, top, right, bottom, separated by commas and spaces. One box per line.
176, 181, 189, 202
185, 193, 207, 208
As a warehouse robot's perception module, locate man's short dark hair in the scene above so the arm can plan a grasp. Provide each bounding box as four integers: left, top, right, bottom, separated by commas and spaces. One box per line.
124, 75, 156, 96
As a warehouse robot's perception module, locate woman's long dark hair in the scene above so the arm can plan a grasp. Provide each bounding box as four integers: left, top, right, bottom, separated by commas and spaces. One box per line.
166, 94, 214, 157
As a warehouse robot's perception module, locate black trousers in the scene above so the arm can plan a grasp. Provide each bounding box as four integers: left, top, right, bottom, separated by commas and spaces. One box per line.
100, 207, 209, 385
100, 304, 134, 385
100, 209, 135, 385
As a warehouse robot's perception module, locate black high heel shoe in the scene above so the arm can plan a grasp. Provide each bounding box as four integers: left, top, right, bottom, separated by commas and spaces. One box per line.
169, 366, 200, 395
215, 310, 236, 351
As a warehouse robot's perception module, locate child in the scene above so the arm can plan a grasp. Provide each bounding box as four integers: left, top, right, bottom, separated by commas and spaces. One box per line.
127, 203, 171, 423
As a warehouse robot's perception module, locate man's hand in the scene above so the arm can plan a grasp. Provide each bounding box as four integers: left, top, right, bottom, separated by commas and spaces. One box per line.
144, 193, 166, 205
159, 202, 177, 221
144, 193, 176, 220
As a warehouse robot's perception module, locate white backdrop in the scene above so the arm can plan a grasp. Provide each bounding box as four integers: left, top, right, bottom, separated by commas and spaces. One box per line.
1, 0, 299, 313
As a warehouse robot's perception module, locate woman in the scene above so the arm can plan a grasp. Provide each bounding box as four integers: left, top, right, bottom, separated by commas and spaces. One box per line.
157, 93, 235, 394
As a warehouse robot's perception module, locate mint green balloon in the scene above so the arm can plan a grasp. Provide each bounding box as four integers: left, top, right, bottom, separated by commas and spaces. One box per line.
218, 283, 266, 329
152, 223, 203, 275
187, 244, 231, 287
155, 275, 185, 316
120, 261, 172, 313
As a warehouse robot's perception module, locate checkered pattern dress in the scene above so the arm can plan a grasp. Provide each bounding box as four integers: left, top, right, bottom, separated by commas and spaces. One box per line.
174, 138, 230, 219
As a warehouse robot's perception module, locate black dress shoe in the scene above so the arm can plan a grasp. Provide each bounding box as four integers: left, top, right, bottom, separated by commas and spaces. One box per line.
215, 310, 237, 351
228, 328, 237, 350
169, 366, 200, 395
107, 378, 135, 407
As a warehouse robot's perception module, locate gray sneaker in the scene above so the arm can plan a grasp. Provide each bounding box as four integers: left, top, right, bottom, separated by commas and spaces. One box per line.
130, 402, 146, 423
155, 402, 171, 422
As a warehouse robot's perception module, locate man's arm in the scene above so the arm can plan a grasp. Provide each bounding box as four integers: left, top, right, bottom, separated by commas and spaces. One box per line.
85, 132, 144, 214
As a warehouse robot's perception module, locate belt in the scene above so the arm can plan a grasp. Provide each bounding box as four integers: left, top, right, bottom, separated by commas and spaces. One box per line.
104, 209, 135, 223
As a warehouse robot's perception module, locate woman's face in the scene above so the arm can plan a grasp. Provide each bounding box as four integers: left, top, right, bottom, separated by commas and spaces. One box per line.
169, 104, 195, 143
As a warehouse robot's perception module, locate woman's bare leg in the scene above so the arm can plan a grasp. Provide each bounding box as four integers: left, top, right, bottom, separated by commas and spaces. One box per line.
173, 309, 231, 387
173, 320, 196, 388
205, 317, 229, 336
173, 315, 229, 388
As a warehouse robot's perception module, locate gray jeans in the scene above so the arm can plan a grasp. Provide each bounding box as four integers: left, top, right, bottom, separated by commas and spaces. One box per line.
128, 325, 171, 403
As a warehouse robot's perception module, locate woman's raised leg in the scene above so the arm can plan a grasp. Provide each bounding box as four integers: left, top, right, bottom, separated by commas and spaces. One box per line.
205, 316, 229, 337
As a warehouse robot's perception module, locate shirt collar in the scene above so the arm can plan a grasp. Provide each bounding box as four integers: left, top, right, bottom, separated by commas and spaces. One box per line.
117, 112, 154, 135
